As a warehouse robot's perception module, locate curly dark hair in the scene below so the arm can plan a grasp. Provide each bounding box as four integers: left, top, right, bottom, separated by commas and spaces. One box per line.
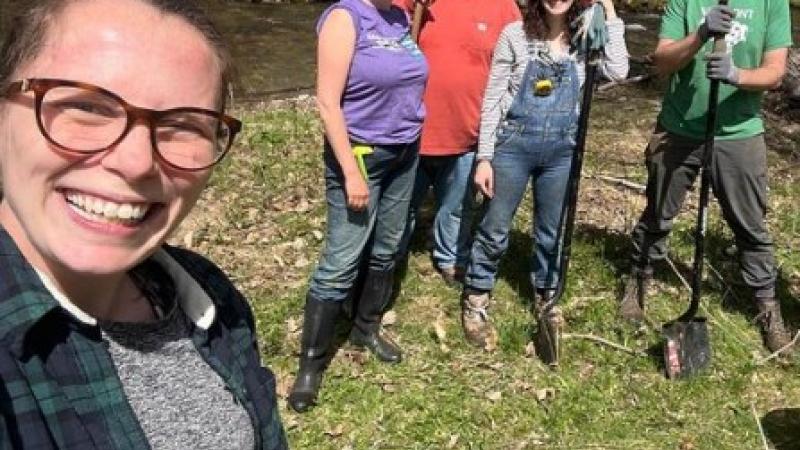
523, 0, 582, 42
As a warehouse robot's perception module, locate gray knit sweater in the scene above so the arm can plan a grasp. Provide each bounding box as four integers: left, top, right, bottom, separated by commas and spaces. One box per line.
478, 18, 629, 160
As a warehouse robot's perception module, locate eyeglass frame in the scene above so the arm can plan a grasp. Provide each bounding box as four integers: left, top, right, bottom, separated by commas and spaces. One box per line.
1, 78, 242, 171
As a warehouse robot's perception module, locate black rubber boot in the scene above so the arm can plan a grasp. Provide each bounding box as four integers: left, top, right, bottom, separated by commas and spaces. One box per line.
288, 294, 340, 413
350, 267, 402, 363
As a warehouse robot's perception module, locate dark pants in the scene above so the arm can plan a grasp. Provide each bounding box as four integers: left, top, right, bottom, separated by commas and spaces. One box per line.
631, 126, 776, 298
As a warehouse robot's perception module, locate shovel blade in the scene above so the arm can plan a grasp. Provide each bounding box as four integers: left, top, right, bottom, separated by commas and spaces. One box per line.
535, 314, 560, 367
662, 318, 711, 379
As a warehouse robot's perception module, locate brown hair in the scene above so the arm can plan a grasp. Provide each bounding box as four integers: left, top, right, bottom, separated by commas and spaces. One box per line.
0, 0, 234, 106
523, 0, 581, 42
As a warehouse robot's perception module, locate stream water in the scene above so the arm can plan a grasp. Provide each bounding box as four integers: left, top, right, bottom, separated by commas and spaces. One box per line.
1, 1, 798, 103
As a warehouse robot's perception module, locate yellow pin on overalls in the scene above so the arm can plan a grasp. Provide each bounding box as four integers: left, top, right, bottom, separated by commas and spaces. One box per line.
534, 79, 554, 96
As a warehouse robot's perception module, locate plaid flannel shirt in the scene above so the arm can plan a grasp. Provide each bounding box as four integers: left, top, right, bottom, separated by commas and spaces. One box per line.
0, 227, 288, 449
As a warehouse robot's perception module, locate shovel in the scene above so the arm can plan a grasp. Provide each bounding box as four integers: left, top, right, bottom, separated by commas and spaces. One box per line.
662, 2, 727, 379
534, 48, 602, 366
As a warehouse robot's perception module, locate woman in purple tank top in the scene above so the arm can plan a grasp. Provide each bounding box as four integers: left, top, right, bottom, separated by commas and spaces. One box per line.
288, 0, 428, 413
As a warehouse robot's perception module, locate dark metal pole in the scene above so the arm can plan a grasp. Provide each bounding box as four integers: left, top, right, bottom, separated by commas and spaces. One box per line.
551, 52, 600, 304
680, 0, 728, 322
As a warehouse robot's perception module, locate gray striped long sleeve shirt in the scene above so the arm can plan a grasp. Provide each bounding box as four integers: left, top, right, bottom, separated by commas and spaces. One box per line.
477, 18, 629, 160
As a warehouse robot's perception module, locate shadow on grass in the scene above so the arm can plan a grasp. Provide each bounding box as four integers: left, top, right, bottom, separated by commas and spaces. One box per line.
575, 222, 800, 363
761, 408, 800, 450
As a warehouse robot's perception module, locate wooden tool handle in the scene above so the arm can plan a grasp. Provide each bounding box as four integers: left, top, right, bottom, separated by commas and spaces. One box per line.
410, 0, 429, 43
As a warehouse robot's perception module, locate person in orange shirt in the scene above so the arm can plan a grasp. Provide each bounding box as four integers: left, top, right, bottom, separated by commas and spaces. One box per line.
398, 0, 521, 286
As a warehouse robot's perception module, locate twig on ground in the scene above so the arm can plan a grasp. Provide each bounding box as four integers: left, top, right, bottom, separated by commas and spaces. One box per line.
750, 401, 770, 450
755, 330, 800, 365
591, 174, 647, 194
664, 256, 691, 291
598, 75, 651, 92
561, 333, 647, 357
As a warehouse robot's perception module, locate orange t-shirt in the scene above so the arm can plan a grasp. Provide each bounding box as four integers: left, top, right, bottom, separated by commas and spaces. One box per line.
401, 0, 521, 156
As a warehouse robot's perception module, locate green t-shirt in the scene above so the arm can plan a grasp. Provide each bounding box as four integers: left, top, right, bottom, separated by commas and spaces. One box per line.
657, 0, 792, 140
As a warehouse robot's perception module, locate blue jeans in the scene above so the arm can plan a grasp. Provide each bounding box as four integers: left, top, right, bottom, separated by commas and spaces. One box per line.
464, 137, 573, 292
308, 141, 419, 303
464, 55, 579, 293
399, 151, 475, 270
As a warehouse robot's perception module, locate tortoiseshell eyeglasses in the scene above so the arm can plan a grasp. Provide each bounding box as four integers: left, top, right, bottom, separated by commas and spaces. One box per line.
3, 78, 242, 171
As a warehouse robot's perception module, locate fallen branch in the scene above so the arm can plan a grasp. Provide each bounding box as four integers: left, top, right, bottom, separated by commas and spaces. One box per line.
751, 402, 770, 450
598, 74, 651, 92
755, 330, 800, 365
561, 333, 647, 357
592, 174, 647, 194
664, 256, 691, 291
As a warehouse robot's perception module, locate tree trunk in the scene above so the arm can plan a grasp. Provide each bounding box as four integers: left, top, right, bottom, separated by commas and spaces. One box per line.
780, 47, 800, 108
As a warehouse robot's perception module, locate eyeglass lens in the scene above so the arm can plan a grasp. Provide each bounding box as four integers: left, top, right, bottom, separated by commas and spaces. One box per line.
39, 85, 232, 170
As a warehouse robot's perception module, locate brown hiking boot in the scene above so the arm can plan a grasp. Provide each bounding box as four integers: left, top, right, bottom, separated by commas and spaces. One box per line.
461, 290, 497, 350
619, 271, 650, 322
755, 298, 794, 354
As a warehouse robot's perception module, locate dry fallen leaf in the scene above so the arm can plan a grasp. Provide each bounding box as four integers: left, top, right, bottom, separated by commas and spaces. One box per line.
578, 363, 596, 380
486, 391, 502, 402
433, 315, 447, 342
275, 375, 293, 399
339, 348, 369, 365
446, 435, 459, 449
282, 414, 299, 429
535, 388, 555, 402
293, 255, 310, 268
678, 436, 696, 450
324, 424, 344, 438
483, 328, 499, 352
382, 310, 397, 326
524, 341, 536, 358
286, 317, 301, 334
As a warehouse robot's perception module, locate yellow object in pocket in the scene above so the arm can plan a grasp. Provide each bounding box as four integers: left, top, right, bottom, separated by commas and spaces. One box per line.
352, 144, 373, 180
534, 79, 553, 96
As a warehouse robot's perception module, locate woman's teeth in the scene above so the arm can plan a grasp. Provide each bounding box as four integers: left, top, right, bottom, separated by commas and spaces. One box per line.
65, 192, 150, 224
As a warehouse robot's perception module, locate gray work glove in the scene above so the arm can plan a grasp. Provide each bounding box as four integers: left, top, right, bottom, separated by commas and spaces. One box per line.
697, 5, 734, 42
705, 51, 739, 85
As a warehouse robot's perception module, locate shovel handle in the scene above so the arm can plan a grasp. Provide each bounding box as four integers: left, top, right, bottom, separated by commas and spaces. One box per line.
410, 0, 430, 43
682, 0, 728, 322
548, 47, 601, 306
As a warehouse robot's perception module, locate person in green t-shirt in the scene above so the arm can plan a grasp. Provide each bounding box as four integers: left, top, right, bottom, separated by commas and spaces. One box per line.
620, 0, 793, 354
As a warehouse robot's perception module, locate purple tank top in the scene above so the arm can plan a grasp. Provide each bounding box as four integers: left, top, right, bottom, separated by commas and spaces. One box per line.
317, 0, 428, 145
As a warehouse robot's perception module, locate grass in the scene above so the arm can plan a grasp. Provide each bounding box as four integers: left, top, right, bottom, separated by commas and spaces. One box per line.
173, 83, 800, 449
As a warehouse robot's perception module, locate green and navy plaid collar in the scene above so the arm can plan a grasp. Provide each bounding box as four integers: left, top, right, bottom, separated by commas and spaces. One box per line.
0, 226, 63, 357
0, 226, 217, 356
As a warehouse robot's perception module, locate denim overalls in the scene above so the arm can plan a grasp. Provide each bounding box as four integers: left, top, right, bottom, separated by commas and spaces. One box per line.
465, 49, 581, 293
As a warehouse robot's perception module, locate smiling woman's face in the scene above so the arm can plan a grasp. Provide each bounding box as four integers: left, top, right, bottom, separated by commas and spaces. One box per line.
543, 0, 576, 17
0, 0, 220, 283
